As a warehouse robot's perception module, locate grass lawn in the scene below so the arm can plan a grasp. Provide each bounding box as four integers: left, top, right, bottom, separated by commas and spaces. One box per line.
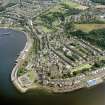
28, 70, 36, 81
17, 67, 26, 77
97, 56, 105, 61
49, 5, 64, 13
71, 64, 92, 73
61, 0, 88, 10
75, 24, 105, 32
52, 20, 60, 26
41, 26, 53, 33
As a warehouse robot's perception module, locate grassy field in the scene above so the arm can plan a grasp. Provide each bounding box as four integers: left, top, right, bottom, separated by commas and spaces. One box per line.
48, 5, 64, 13
75, 24, 105, 32
61, 0, 88, 10
71, 64, 92, 73
35, 0, 86, 34
41, 26, 54, 33
28, 70, 36, 81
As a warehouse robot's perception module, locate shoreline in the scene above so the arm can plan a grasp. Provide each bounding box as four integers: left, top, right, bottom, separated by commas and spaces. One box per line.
1, 25, 104, 94
0, 25, 31, 93
10, 26, 34, 93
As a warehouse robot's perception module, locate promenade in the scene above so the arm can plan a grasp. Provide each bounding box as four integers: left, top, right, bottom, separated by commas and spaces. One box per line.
11, 28, 33, 93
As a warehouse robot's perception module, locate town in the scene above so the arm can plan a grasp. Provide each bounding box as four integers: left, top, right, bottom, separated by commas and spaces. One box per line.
0, 0, 105, 93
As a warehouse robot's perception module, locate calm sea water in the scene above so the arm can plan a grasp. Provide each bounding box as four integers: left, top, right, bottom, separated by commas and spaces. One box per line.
0, 28, 105, 105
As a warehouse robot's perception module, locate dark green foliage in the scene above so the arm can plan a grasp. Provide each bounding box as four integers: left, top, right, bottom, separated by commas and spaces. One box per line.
40, 14, 56, 28
65, 9, 81, 16
70, 28, 105, 49
6, 3, 16, 8
93, 62, 100, 68
52, 12, 65, 21
73, 71, 81, 76
0, 7, 5, 12
62, 72, 72, 78
81, 68, 90, 73
40, 6, 81, 29
17, 67, 27, 76
93, 60, 105, 68
61, 3, 81, 16
64, 22, 75, 34
70, 30, 88, 38
0, 3, 16, 12
91, 0, 105, 4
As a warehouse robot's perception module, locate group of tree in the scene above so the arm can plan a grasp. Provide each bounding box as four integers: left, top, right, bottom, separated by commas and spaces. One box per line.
70, 28, 105, 49
61, 3, 81, 16
92, 60, 105, 68
40, 3, 81, 28
64, 21, 75, 34
91, 0, 105, 4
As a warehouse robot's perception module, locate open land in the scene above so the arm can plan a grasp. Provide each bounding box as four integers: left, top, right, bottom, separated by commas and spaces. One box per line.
75, 24, 105, 32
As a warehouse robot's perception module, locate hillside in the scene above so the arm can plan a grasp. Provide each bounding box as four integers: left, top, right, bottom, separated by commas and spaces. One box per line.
91, 0, 105, 4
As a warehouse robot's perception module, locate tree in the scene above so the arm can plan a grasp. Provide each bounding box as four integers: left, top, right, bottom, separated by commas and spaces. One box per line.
64, 21, 74, 34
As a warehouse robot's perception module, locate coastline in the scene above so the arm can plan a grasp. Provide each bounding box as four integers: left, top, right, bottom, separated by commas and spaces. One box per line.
2, 25, 52, 94
0, 25, 32, 93
0, 25, 103, 94
10, 26, 34, 93
10, 27, 105, 93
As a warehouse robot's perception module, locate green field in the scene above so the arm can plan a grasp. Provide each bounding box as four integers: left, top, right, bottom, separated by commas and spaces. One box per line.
71, 64, 92, 73
28, 70, 36, 81
75, 24, 105, 32
36, 2, 83, 33
61, 0, 88, 10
